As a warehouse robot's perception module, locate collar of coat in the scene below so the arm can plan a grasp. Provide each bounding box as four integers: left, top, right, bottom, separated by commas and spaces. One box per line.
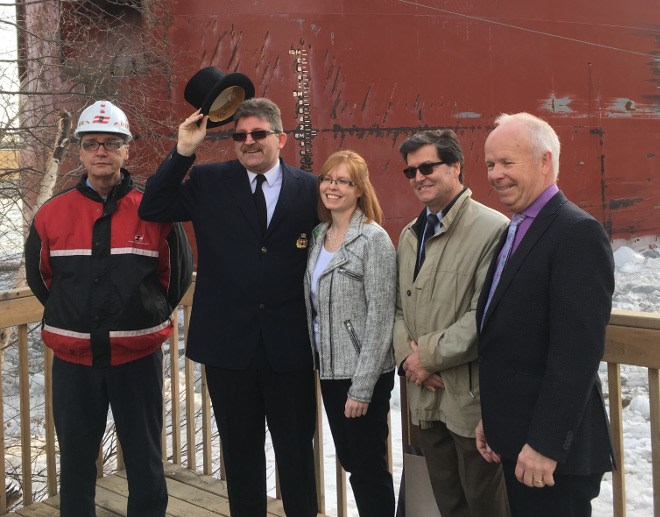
313, 208, 367, 247
77, 168, 133, 204
412, 187, 470, 239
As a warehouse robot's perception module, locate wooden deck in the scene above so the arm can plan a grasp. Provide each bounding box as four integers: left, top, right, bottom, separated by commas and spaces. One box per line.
7, 463, 329, 517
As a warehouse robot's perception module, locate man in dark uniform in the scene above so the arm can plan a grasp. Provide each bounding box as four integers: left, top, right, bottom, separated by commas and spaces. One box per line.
139, 98, 319, 517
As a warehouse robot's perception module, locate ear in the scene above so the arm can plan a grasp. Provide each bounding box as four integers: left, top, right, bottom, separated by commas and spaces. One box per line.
117, 141, 129, 164
540, 151, 552, 177
277, 132, 288, 149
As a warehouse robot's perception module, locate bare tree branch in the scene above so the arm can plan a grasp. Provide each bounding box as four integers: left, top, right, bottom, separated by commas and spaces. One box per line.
0, 0, 179, 450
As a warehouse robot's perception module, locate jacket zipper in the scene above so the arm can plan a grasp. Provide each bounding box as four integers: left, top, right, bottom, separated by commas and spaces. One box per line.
344, 319, 362, 354
337, 267, 363, 280
328, 273, 334, 375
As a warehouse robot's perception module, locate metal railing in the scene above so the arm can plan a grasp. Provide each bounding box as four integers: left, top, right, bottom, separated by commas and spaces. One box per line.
0, 282, 658, 516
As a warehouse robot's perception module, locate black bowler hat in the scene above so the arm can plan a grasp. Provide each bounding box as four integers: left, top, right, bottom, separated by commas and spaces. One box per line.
184, 67, 255, 128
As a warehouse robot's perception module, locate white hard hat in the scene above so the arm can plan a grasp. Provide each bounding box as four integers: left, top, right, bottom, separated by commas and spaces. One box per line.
74, 100, 132, 140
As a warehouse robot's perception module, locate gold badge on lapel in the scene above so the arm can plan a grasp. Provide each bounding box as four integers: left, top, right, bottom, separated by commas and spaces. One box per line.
296, 233, 308, 249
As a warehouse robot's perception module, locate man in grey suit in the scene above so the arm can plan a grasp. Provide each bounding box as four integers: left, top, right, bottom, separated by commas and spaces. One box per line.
139, 98, 318, 517
476, 112, 615, 517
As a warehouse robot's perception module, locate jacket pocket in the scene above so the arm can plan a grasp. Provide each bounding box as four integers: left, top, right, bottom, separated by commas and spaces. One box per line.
337, 267, 363, 281
442, 364, 471, 397
344, 319, 362, 353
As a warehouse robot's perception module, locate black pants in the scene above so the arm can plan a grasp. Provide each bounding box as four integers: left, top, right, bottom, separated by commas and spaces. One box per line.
205, 343, 318, 517
52, 350, 167, 517
502, 458, 604, 517
321, 371, 395, 517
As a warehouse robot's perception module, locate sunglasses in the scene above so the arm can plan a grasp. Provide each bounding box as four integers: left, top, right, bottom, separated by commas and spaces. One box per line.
81, 139, 125, 151
402, 161, 445, 179
231, 130, 280, 142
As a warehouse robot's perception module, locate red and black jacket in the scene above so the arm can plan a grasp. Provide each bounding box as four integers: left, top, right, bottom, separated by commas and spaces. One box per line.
25, 170, 193, 367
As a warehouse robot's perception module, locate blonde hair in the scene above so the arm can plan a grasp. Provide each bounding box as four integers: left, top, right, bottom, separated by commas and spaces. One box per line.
317, 150, 383, 225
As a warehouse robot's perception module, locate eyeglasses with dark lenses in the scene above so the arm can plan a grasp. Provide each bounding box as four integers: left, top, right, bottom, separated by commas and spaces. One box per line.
319, 176, 356, 188
231, 130, 280, 142
81, 139, 125, 152
402, 161, 445, 179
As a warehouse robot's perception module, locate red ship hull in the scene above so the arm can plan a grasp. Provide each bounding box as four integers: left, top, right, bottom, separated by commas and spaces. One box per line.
142, 0, 659, 245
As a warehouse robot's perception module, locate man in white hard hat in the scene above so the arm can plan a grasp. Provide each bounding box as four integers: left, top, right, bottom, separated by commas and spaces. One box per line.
25, 100, 193, 517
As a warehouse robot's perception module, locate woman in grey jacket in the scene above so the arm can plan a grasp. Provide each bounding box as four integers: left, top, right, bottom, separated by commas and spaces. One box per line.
304, 150, 397, 517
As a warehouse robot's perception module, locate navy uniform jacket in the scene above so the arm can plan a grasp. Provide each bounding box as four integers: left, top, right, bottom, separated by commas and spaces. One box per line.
139, 150, 318, 372
477, 190, 615, 475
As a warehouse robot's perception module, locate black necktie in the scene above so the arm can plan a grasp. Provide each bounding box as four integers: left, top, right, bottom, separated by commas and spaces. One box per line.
253, 174, 267, 234
414, 213, 439, 279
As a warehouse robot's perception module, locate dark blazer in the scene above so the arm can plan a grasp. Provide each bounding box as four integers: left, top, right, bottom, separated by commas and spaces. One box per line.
139, 150, 319, 372
477, 190, 615, 475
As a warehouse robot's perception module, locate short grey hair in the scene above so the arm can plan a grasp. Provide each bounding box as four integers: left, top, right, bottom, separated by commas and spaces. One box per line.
233, 98, 283, 133
494, 112, 561, 179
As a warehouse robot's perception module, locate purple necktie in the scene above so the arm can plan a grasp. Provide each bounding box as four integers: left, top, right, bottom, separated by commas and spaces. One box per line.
481, 214, 526, 329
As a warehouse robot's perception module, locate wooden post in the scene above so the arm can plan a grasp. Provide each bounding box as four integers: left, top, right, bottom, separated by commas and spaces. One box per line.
608, 362, 626, 517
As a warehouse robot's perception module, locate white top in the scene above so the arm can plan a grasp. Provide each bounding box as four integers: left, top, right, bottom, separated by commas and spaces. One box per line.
310, 244, 336, 351
246, 163, 282, 227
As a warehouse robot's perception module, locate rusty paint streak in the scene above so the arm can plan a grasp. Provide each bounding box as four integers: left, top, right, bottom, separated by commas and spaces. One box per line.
331, 94, 342, 120
260, 63, 270, 85
210, 30, 228, 64
227, 42, 239, 71
412, 94, 422, 111
361, 85, 372, 112
609, 198, 644, 209
383, 101, 393, 125
323, 48, 333, 81
331, 67, 342, 95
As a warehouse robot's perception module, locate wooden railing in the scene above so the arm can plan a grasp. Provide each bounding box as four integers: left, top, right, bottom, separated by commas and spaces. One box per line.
0, 282, 389, 517
604, 310, 660, 517
0, 283, 658, 517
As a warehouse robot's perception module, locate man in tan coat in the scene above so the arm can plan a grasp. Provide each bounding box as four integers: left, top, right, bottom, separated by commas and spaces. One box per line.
394, 129, 510, 516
